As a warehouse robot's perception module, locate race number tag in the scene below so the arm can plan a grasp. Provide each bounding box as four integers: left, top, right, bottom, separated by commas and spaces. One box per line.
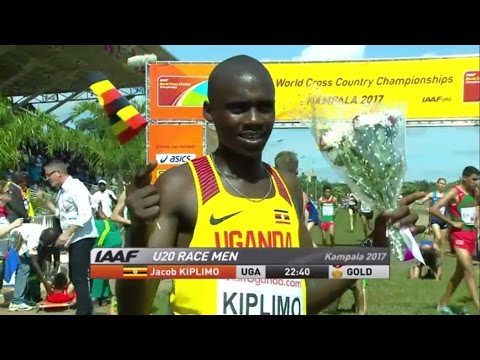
460, 206, 476, 225
217, 279, 305, 315
322, 204, 334, 216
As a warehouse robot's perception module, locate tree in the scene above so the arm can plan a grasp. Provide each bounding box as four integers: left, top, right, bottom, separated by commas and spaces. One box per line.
0, 98, 101, 171
0, 97, 147, 187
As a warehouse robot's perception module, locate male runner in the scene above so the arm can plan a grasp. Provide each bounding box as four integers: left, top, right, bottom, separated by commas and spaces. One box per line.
359, 200, 374, 238
318, 186, 337, 246
117, 55, 426, 315
417, 178, 449, 254
430, 166, 479, 314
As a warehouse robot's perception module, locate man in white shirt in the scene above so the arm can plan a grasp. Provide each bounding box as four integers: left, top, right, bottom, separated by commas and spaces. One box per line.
40, 160, 99, 315
92, 180, 117, 218
9, 224, 58, 311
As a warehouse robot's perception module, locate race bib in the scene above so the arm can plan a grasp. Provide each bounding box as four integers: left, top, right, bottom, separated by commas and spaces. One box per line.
217, 279, 305, 315
322, 204, 334, 216
461, 206, 476, 225
361, 203, 371, 212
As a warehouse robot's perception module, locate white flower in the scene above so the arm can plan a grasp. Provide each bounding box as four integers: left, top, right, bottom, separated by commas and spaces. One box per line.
354, 113, 386, 128
321, 121, 352, 148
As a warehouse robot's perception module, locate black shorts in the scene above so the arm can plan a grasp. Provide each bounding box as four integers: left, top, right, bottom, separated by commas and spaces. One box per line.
348, 205, 358, 212
429, 218, 448, 230
361, 211, 374, 220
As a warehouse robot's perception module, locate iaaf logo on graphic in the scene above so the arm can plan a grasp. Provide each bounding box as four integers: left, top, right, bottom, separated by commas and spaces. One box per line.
156, 153, 196, 165
93, 249, 140, 263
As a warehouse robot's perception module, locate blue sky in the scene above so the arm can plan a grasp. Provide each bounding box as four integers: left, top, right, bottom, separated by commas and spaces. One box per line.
39, 45, 479, 181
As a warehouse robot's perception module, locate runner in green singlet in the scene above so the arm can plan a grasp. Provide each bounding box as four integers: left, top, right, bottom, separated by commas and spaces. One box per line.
318, 186, 337, 246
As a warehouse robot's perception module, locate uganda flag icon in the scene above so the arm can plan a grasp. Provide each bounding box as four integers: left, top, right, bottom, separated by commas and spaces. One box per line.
274, 209, 291, 225
86, 71, 148, 145
123, 267, 148, 278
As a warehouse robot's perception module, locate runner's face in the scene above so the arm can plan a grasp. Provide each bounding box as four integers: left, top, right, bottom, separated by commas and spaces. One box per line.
436, 180, 446, 191
324, 189, 331, 197
205, 73, 275, 157
463, 173, 479, 192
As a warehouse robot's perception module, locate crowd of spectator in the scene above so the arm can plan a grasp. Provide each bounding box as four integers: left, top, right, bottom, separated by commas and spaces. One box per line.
1, 145, 99, 190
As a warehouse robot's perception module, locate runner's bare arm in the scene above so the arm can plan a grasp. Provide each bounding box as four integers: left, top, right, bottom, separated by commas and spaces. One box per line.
111, 191, 131, 226
30, 254, 52, 293
429, 188, 456, 224
417, 192, 433, 205
302, 192, 308, 209
116, 166, 186, 315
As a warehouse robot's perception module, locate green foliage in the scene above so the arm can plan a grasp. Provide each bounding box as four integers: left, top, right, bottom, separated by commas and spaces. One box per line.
297, 175, 462, 201
0, 97, 147, 183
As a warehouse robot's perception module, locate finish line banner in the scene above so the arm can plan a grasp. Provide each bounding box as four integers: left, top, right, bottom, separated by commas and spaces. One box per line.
90, 247, 390, 279
147, 56, 479, 122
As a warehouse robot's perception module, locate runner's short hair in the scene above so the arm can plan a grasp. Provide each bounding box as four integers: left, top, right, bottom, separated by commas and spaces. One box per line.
462, 166, 479, 177
274, 151, 299, 174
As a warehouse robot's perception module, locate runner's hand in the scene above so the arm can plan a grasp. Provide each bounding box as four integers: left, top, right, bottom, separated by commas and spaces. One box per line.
371, 192, 427, 247
126, 161, 160, 222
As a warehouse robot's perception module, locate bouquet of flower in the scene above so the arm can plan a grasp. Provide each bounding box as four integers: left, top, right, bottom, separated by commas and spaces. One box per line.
310, 103, 424, 263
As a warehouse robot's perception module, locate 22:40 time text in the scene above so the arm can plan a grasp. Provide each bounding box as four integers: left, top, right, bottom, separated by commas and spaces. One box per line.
306, 94, 384, 105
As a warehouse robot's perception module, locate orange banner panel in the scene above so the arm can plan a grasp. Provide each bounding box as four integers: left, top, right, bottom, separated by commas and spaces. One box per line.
147, 124, 205, 183
148, 63, 214, 121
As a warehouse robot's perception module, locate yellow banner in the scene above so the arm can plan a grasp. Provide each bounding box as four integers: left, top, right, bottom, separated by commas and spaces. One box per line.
147, 57, 479, 121
272, 57, 479, 121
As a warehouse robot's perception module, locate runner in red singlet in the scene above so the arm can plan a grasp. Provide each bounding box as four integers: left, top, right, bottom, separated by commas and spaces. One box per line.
430, 166, 479, 315
46, 272, 76, 303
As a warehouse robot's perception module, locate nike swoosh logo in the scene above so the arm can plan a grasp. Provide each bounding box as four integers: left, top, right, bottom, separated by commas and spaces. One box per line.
210, 211, 243, 225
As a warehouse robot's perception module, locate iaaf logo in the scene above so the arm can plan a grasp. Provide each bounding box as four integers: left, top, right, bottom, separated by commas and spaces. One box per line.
156, 153, 196, 164
465, 72, 479, 78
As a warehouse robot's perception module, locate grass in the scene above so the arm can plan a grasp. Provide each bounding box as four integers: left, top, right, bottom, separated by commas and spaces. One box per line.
152, 208, 479, 315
